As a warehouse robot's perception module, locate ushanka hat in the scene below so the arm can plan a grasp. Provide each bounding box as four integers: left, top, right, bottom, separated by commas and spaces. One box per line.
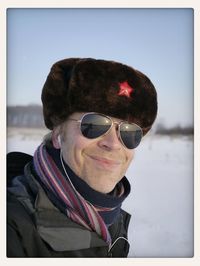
41, 58, 157, 135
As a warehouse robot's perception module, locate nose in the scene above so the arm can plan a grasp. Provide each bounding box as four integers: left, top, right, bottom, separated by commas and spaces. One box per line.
97, 125, 122, 151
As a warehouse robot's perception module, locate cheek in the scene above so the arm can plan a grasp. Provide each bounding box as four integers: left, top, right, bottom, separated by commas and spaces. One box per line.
62, 124, 84, 153
61, 134, 89, 169
125, 151, 134, 167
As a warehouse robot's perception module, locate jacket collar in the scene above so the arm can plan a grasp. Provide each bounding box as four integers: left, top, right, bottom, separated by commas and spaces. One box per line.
25, 163, 108, 251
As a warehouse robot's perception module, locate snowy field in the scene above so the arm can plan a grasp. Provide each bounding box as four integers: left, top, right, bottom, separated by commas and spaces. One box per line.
7, 128, 194, 258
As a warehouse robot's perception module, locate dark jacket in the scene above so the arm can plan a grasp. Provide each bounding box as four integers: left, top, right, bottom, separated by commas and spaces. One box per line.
7, 152, 131, 257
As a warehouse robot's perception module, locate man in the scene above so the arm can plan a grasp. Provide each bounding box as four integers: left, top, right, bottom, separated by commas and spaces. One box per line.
7, 58, 157, 257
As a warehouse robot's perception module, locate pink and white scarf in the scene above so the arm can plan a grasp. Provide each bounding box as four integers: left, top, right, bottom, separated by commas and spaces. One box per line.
33, 143, 125, 244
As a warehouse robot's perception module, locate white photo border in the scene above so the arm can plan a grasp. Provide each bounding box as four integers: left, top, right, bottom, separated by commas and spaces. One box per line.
1, 1, 199, 266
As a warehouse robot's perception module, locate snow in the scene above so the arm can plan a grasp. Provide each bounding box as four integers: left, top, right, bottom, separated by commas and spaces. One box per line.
7, 128, 193, 258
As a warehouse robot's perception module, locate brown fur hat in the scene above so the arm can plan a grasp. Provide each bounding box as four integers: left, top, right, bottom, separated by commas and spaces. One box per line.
41, 58, 157, 135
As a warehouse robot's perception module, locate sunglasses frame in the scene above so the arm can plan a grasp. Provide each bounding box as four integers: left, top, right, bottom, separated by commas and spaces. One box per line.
68, 112, 143, 149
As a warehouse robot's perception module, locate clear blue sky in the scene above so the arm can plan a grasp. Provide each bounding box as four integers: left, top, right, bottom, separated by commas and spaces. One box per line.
7, 8, 193, 127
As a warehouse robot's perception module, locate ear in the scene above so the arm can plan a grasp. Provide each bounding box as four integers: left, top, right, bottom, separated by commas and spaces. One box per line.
52, 127, 61, 149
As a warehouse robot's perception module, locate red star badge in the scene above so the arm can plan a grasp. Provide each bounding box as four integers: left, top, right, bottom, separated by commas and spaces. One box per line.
118, 81, 133, 98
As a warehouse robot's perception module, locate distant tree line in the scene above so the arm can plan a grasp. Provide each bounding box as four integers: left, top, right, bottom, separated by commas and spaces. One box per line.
7, 105, 194, 135
7, 105, 45, 128
155, 122, 193, 135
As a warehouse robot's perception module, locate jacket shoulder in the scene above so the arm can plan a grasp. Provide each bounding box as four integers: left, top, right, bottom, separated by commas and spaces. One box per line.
7, 152, 33, 185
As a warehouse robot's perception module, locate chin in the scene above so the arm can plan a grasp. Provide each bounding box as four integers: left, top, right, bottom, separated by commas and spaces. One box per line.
90, 179, 119, 194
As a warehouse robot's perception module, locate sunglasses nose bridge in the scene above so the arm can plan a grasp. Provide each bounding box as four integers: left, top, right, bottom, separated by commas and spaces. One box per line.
112, 121, 122, 139
98, 120, 123, 151
113, 121, 120, 128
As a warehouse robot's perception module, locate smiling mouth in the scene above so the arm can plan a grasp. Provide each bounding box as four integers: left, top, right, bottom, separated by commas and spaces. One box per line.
88, 155, 122, 168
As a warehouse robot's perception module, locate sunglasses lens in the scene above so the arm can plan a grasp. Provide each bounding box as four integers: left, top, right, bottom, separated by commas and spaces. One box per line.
120, 123, 143, 149
81, 114, 112, 139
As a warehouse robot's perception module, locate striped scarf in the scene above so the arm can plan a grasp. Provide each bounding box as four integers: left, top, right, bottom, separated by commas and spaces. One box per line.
33, 143, 128, 244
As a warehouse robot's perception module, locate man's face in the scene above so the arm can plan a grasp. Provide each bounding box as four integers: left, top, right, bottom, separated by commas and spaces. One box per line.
59, 112, 134, 193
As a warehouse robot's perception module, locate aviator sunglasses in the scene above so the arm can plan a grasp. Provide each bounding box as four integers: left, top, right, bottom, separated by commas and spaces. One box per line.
68, 112, 143, 149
